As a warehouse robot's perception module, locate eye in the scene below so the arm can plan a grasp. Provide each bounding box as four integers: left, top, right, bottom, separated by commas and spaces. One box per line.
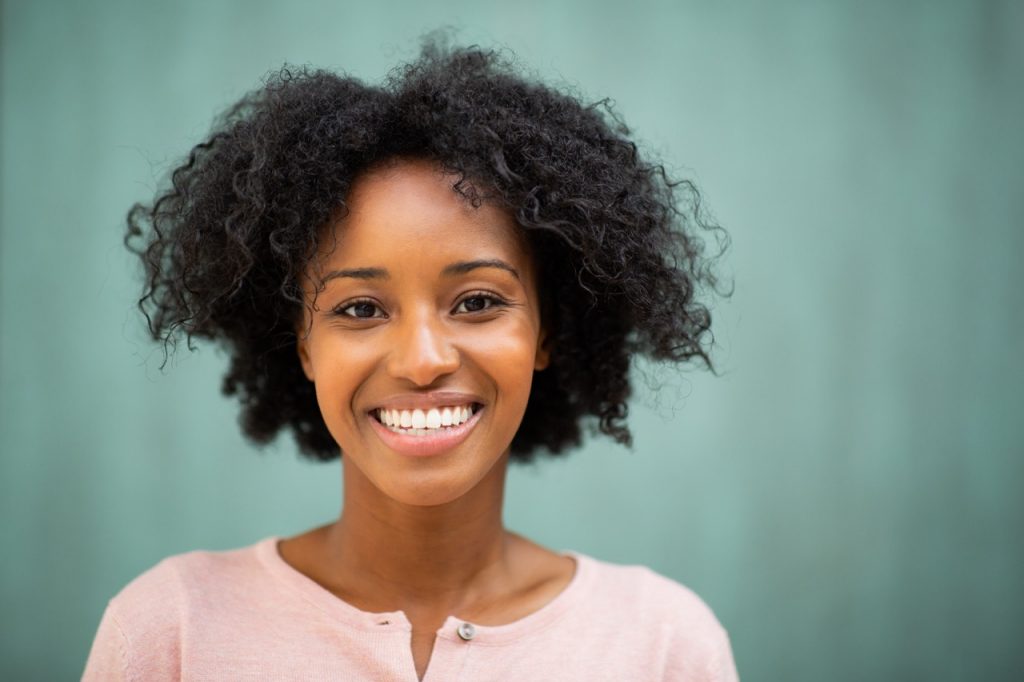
334, 299, 386, 319
453, 292, 507, 314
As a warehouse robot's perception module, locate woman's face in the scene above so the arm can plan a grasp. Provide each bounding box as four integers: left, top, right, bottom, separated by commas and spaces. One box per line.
297, 159, 549, 507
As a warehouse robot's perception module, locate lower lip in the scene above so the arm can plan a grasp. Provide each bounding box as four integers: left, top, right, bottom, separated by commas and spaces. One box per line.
368, 408, 483, 458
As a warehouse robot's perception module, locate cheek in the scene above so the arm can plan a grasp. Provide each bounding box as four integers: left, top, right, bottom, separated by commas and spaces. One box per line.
462, 321, 541, 402
307, 335, 375, 425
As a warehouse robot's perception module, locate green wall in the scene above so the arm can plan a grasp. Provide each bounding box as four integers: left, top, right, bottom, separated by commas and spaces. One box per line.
2, 1, 1022, 679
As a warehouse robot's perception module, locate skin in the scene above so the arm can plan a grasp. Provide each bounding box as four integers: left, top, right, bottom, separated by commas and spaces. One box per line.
279, 158, 576, 680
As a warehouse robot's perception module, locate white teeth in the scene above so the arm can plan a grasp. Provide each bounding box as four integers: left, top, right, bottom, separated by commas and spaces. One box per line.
376, 404, 477, 435
426, 408, 441, 429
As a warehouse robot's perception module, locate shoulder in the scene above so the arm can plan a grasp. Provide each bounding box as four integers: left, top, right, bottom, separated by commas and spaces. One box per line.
83, 539, 272, 680
110, 539, 269, 620
575, 553, 725, 630
572, 553, 739, 681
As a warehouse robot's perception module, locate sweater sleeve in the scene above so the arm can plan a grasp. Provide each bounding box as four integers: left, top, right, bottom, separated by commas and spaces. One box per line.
705, 625, 740, 682
81, 604, 130, 681
81, 558, 184, 681
661, 621, 740, 682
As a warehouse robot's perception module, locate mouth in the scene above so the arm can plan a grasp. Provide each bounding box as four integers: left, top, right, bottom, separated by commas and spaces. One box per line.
367, 403, 484, 457
370, 403, 483, 436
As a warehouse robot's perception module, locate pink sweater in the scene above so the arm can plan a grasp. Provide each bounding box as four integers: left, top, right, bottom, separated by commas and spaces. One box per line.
83, 538, 738, 681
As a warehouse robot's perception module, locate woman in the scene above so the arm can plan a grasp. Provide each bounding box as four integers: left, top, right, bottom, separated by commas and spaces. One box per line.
84, 43, 738, 681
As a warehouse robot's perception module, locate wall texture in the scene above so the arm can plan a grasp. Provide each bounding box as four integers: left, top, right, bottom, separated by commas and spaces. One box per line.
2, 0, 1022, 679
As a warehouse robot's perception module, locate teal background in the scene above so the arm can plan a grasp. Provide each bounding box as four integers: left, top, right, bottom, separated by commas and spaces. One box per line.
2, 1, 1022, 679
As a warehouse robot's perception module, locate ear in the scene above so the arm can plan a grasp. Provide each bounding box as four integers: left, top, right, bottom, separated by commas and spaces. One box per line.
296, 326, 315, 381
534, 328, 551, 371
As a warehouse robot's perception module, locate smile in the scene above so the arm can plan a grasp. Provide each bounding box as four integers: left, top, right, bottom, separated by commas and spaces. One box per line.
374, 404, 478, 435
368, 403, 484, 457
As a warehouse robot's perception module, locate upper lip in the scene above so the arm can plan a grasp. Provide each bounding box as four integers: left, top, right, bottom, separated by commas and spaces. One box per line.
367, 391, 485, 412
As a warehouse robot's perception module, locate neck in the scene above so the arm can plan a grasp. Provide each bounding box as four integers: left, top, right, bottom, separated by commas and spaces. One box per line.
325, 454, 512, 612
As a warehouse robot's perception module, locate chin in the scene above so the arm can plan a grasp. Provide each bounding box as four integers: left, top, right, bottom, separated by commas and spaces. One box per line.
373, 449, 509, 508
382, 476, 479, 508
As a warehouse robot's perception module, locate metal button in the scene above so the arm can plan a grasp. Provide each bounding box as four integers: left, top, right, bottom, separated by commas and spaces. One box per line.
457, 622, 476, 641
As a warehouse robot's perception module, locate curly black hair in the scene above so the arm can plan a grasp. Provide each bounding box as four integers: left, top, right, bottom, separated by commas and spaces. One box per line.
127, 41, 729, 463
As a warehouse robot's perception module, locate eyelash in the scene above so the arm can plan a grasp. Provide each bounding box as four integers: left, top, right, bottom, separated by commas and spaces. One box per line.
331, 292, 509, 320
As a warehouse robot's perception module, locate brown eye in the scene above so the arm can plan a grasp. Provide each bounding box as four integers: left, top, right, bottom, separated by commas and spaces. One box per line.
351, 302, 377, 317
454, 293, 506, 314
336, 300, 385, 319
460, 297, 488, 312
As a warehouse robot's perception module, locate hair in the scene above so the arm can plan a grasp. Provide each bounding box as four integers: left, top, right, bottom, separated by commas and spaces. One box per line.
127, 40, 730, 463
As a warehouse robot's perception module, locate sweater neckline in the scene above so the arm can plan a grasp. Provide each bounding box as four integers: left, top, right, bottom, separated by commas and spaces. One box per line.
255, 536, 592, 644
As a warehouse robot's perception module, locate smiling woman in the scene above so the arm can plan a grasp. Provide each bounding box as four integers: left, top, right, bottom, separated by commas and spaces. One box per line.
83, 42, 737, 681
297, 160, 549, 506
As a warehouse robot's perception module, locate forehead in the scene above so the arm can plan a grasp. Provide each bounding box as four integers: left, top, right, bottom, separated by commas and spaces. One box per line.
315, 159, 532, 270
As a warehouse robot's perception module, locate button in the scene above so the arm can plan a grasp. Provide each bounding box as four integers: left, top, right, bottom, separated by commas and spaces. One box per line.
457, 622, 476, 641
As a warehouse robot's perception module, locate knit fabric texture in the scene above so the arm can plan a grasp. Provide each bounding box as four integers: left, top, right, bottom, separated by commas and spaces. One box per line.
83, 538, 739, 681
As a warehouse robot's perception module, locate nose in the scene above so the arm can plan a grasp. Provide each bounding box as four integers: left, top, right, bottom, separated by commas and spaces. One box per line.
385, 310, 460, 386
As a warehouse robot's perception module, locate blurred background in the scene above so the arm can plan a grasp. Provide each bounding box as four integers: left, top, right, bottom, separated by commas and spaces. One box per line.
2, 0, 1022, 679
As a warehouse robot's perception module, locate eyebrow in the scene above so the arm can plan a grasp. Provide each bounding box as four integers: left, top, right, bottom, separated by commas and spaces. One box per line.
442, 259, 520, 280
319, 267, 389, 286
319, 259, 520, 286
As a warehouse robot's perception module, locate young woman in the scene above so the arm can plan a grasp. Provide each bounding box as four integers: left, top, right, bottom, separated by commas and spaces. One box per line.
84, 44, 738, 681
